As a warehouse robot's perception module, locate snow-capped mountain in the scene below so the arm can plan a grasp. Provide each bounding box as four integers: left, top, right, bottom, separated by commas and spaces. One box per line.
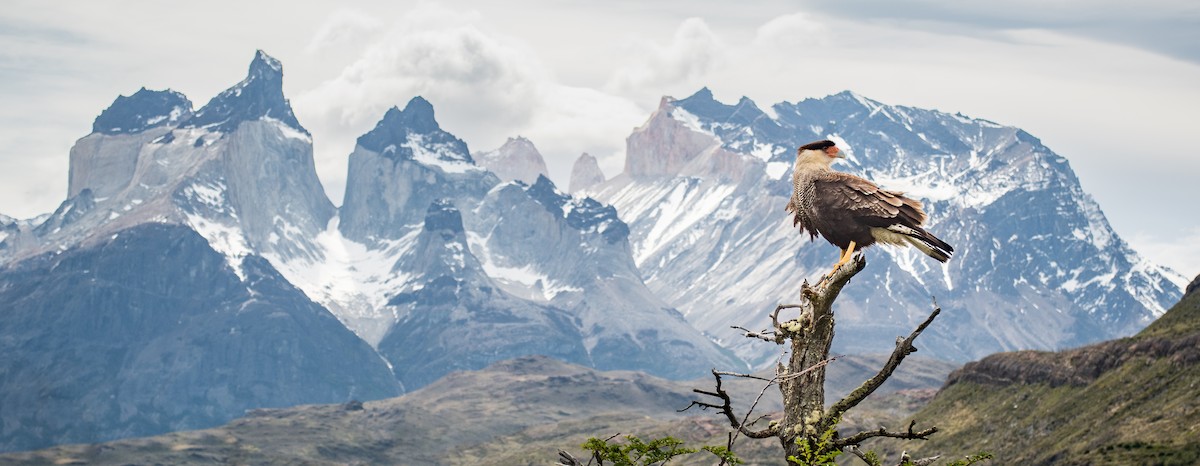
271, 95, 742, 387
583, 88, 1186, 366
4, 50, 333, 272
0, 51, 744, 452
472, 136, 551, 185
0, 51, 398, 452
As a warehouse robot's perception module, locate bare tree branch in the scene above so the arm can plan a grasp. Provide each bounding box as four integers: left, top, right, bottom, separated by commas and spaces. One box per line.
823, 304, 942, 429
835, 420, 939, 448
680, 370, 779, 439
846, 445, 879, 466
557, 449, 585, 466
895, 450, 942, 466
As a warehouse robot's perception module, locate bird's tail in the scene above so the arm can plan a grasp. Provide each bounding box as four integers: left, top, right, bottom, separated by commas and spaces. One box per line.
903, 228, 953, 263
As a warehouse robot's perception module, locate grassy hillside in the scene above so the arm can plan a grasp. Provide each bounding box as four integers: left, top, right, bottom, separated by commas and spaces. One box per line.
870, 280, 1200, 465
0, 353, 953, 465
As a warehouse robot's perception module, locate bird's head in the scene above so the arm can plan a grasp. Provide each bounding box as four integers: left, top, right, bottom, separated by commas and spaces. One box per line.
795, 139, 843, 168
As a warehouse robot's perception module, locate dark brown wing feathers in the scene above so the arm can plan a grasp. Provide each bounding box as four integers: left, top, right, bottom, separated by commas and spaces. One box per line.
818, 173, 927, 226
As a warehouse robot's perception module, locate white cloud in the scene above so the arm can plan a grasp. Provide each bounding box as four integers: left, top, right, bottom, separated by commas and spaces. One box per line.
521, 85, 644, 184
604, 18, 727, 103
753, 12, 831, 48
304, 9, 384, 55
293, 3, 644, 204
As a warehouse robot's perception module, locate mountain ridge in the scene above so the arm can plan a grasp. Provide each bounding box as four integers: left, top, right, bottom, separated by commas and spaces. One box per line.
583, 88, 1185, 366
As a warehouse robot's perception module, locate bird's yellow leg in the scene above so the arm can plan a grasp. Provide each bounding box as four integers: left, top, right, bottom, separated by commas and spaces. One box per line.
829, 241, 857, 276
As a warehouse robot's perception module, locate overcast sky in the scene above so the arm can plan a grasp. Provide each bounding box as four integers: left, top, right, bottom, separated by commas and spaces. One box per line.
2, 1, 1197, 279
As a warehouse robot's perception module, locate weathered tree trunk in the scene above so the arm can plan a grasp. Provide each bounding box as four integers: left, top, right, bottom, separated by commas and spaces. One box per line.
777, 258, 854, 458
702, 254, 942, 465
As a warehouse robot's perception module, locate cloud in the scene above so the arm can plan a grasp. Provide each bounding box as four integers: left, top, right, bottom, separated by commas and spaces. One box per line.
293, 3, 644, 204
791, 0, 1200, 63
604, 18, 727, 103
521, 85, 644, 184
304, 9, 384, 55
753, 12, 831, 49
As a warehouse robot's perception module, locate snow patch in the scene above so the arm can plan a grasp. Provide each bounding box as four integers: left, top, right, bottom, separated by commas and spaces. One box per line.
638, 181, 737, 264
467, 231, 582, 301
765, 161, 790, 180
265, 116, 311, 143
185, 214, 252, 280
263, 217, 418, 346
405, 133, 480, 174
670, 107, 716, 139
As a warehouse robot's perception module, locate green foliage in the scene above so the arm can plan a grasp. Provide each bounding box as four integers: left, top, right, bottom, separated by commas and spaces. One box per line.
581, 435, 742, 465
701, 445, 744, 465
943, 452, 993, 466
858, 449, 881, 466
787, 421, 842, 465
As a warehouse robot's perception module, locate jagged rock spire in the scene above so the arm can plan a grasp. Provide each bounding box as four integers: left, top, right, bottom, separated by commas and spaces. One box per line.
472, 136, 550, 185
187, 50, 306, 134
569, 152, 605, 193
355, 96, 472, 164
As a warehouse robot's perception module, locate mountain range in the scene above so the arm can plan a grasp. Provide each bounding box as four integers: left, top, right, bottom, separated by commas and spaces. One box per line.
0, 51, 734, 451
0, 50, 1186, 452
580, 88, 1186, 365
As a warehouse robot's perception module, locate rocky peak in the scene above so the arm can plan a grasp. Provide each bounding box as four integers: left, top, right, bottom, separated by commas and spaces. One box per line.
355, 97, 472, 165
673, 88, 767, 126
526, 175, 628, 244
33, 189, 95, 237
623, 97, 720, 178
400, 199, 478, 281
92, 88, 193, 135
186, 50, 306, 135
623, 95, 762, 182
568, 152, 605, 193
671, 88, 795, 163
472, 136, 549, 184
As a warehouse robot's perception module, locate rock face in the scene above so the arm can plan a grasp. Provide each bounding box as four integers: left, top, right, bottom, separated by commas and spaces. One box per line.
0, 52, 737, 431
338, 97, 495, 244
16, 49, 333, 267
0, 224, 399, 452
375, 201, 590, 389
569, 152, 606, 193
583, 88, 1186, 366
472, 136, 550, 185
468, 176, 739, 377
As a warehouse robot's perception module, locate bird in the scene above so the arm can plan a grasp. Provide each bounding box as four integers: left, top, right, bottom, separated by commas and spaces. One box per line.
786, 139, 953, 275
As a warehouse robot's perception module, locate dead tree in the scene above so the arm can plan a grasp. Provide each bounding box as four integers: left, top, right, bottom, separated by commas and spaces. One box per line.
694, 254, 946, 465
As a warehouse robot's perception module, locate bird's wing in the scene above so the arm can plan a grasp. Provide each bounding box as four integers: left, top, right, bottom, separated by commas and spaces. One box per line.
814, 172, 929, 226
